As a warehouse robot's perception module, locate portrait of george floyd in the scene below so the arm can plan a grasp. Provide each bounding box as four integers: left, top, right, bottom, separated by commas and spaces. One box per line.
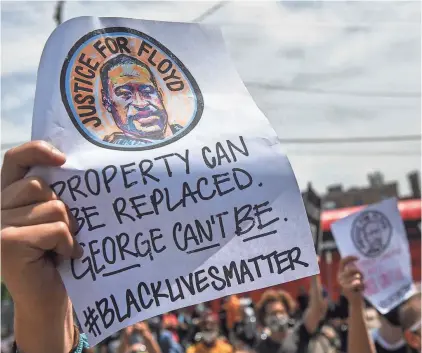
352, 211, 392, 258
100, 54, 183, 146
61, 29, 203, 151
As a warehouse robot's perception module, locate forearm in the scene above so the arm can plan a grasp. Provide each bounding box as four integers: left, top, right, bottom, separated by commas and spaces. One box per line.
118, 338, 129, 353
304, 275, 325, 333
14, 299, 75, 353
143, 333, 162, 353
347, 298, 375, 353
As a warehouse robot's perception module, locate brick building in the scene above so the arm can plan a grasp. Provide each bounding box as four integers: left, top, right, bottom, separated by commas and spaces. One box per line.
322, 171, 399, 210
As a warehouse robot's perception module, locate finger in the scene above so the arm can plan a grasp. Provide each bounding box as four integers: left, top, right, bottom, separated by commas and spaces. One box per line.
351, 281, 365, 293
339, 273, 364, 288
2, 222, 83, 259
1, 141, 66, 191
2, 200, 77, 233
340, 274, 364, 289
31, 222, 83, 258
350, 279, 363, 287
342, 266, 362, 278
1, 177, 58, 210
338, 266, 360, 283
338, 255, 359, 272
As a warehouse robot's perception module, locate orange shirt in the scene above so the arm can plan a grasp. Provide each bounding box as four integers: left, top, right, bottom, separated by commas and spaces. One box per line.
224, 295, 242, 330
186, 340, 234, 353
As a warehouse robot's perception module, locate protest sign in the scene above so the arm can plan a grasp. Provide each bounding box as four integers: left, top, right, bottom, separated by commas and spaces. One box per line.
30, 17, 319, 344
302, 183, 322, 254
331, 198, 416, 314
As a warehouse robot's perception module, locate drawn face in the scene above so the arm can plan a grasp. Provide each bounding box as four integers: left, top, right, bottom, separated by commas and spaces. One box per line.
363, 223, 383, 250
106, 64, 168, 139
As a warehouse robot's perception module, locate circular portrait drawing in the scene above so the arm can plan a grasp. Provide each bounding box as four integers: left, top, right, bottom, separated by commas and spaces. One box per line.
61, 27, 204, 151
351, 210, 392, 258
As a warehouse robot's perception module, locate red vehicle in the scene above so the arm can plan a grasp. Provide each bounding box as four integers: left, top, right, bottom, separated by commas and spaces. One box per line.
210, 199, 421, 311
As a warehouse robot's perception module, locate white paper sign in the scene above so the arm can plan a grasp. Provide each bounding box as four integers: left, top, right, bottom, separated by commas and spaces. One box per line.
331, 198, 416, 314
30, 17, 319, 345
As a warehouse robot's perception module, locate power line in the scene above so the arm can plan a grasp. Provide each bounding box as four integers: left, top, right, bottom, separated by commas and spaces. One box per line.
246, 82, 421, 98
278, 135, 421, 144
1, 135, 420, 151
286, 151, 420, 157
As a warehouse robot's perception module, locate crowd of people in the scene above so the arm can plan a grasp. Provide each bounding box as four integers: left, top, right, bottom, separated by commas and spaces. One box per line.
1, 141, 421, 353
85, 265, 421, 353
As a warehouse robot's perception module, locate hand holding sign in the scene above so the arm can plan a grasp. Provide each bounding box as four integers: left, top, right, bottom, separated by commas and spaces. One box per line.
337, 256, 364, 305
0, 141, 81, 353
331, 198, 416, 314
26, 17, 319, 345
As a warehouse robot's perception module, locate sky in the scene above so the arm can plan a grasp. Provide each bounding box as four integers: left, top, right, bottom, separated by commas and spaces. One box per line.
1, 1, 421, 196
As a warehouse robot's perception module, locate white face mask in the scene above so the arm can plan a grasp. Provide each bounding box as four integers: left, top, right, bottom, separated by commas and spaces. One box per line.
265, 314, 289, 333
201, 331, 218, 344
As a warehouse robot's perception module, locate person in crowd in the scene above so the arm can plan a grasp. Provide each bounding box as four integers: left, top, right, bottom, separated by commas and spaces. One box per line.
162, 313, 180, 344
118, 322, 161, 353
371, 314, 410, 353
219, 298, 230, 339
1, 141, 90, 353
369, 293, 421, 353
175, 308, 193, 349
233, 304, 258, 349
338, 255, 421, 353
398, 292, 421, 352
306, 324, 342, 353
276, 290, 299, 324
99, 331, 122, 353
186, 312, 234, 353
337, 256, 376, 353
325, 290, 349, 353
365, 307, 380, 331
296, 286, 309, 317
254, 274, 327, 353
224, 295, 243, 339
147, 316, 183, 353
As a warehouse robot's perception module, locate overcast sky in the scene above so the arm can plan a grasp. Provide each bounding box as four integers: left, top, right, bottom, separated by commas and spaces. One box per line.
1, 1, 420, 195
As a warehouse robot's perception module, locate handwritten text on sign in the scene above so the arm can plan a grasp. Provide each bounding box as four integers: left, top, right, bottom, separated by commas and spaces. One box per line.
31, 18, 319, 345
51, 137, 306, 280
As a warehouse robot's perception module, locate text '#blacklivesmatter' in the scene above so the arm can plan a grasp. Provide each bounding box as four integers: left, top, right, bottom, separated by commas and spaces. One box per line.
81, 246, 309, 338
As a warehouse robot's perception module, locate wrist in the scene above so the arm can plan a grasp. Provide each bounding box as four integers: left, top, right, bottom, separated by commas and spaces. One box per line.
14, 299, 74, 353
348, 295, 364, 310
141, 331, 154, 341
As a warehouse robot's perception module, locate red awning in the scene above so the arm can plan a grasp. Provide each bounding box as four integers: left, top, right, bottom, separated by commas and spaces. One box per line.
321, 199, 421, 232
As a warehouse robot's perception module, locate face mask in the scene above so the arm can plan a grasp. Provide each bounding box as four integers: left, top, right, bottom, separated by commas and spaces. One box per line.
265, 314, 289, 333
201, 331, 218, 344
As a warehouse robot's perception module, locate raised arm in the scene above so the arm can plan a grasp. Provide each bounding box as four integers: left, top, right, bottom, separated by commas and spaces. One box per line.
303, 272, 327, 334
1, 141, 84, 353
337, 256, 376, 353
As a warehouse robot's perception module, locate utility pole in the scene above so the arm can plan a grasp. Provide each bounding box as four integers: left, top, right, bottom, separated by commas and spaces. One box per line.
54, 1, 65, 26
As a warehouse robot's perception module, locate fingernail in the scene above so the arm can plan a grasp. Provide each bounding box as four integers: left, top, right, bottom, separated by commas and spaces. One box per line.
50, 144, 65, 158
70, 214, 79, 234
65, 205, 79, 234
74, 242, 84, 258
